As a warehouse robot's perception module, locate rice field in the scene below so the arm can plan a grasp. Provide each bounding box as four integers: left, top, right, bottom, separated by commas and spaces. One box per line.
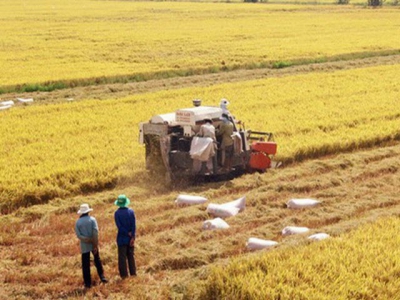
1, 0, 399, 91
1, 142, 400, 299
1, 0, 400, 298
198, 217, 400, 299
1, 63, 400, 212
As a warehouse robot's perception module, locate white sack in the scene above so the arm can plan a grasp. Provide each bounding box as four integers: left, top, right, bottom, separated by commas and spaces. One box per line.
220, 196, 246, 212
287, 198, 321, 209
0, 100, 14, 106
0, 105, 12, 111
246, 238, 278, 251
282, 226, 310, 236
17, 98, 34, 103
175, 194, 207, 205
206, 203, 239, 218
202, 217, 230, 230
189, 137, 215, 161
308, 233, 330, 241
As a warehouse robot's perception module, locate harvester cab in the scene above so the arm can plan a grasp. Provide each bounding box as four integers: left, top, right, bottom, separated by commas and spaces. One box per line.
139, 99, 277, 184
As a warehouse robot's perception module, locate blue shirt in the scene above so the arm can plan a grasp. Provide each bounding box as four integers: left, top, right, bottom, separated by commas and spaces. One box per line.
114, 207, 136, 246
75, 214, 98, 253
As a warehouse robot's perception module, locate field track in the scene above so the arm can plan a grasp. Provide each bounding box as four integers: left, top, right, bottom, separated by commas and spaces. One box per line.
1, 140, 400, 299
3, 54, 400, 104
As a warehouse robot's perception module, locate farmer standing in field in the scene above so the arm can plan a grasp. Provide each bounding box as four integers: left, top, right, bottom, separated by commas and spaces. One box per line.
75, 203, 108, 289
114, 194, 137, 278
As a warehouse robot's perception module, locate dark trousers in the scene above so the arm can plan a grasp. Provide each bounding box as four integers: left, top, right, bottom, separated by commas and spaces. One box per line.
118, 245, 136, 278
82, 251, 105, 287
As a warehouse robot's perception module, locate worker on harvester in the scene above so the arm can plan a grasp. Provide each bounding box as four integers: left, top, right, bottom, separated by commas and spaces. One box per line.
216, 113, 234, 172
219, 98, 240, 131
220, 98, 230, 115
190, 117, 217, 174
198, 117, 216, 141
198, 117, 217, 174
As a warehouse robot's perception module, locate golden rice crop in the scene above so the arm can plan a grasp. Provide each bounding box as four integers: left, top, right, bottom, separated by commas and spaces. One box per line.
197, 217, 400, 300
1, 64, 399, 211
1, 0, 399, 89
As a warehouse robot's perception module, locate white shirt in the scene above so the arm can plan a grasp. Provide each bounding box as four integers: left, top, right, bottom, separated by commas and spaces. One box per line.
199, 123, 216, 141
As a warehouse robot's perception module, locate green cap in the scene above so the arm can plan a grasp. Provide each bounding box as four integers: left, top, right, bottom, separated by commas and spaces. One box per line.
114, 194, 130, 207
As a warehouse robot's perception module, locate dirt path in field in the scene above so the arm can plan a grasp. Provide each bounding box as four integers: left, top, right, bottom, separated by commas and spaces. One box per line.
4, 54, 400, 103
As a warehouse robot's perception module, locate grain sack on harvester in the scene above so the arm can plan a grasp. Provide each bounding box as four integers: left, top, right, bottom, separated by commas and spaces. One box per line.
139, 99, 279, 185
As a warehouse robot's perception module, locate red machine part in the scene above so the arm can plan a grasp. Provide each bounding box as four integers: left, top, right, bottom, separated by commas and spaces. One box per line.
251, 141, 277, 155
249, 141, 277, 171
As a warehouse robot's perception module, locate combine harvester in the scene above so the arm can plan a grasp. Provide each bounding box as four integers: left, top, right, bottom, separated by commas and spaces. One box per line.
139, 99, 278, 185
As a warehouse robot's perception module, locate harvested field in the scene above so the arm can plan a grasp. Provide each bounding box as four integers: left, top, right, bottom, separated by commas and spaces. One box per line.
1, 142, 400, 299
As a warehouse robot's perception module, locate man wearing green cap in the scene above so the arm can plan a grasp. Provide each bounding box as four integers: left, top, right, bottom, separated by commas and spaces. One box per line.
114, 194, 137, 278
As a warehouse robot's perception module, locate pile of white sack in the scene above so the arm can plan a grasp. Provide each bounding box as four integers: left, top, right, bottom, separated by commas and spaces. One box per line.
0, 100, 14, 111
246, 197, 330, 250
174, 194, 246, 231
206, 196, 246, 218
174, 194, 330, 250
203, 196, 246, 229
283, 198, 330, 241
0, 98, 35, 112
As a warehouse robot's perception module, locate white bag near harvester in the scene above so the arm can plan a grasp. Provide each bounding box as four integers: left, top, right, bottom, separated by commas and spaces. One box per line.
286, 198, 321, 209
220, 196, 246, 212
308, 233, 330, 241
175, 194, 207, 205
202, 217, 230, 230
246, 238, 278, 251
206, 203, 240, 218
282, 226, 310, 236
